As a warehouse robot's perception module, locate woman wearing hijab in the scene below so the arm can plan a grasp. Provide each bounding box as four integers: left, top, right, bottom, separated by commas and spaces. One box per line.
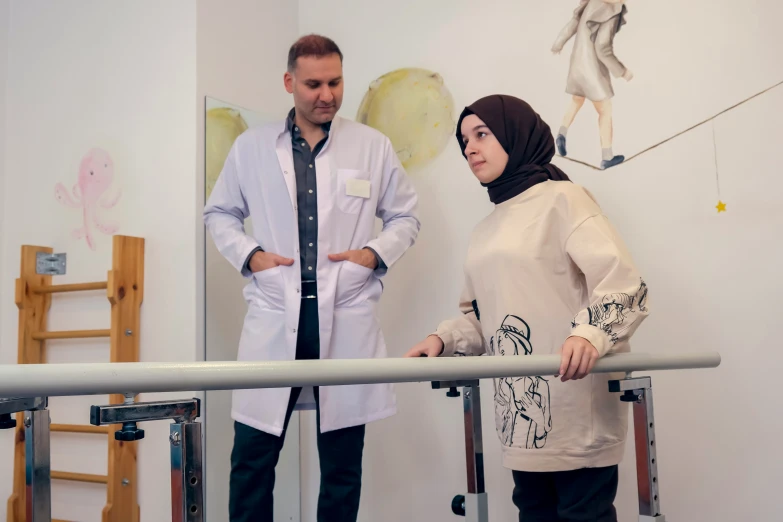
405, 95, 650, 521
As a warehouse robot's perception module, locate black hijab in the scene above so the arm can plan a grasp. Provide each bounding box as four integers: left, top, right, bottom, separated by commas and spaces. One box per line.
456, 94, 570, 205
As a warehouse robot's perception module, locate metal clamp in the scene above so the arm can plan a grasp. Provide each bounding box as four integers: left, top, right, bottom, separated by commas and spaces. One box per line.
0, 397, 51, 522
432, 379, 489, 522
609, 377, 665, 522
90, 397, 203, 522
36, 252, 66, 275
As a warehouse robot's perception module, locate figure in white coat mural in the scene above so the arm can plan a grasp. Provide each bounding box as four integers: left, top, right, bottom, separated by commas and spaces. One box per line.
203, 34, 420, 522
552, 0, 632, 170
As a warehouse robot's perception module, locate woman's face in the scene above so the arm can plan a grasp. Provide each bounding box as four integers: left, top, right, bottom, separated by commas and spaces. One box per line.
460, 114, 509, 184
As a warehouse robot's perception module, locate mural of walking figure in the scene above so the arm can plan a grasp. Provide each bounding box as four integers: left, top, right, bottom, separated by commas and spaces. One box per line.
551, 0, 632, 170
490, 315, 552, 450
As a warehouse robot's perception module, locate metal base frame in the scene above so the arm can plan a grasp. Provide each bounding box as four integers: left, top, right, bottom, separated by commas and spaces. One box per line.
90, 397, 203, 522
609, 376, 664, 522
432, 379, 489, 522
1, 397, 50, 522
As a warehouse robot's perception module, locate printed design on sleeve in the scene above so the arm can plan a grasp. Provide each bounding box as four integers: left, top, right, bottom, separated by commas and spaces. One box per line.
574, 278, 648, 344
490, 315, 552, 450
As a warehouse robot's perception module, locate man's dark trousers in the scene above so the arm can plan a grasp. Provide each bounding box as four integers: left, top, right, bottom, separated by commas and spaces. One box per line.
228, 294, 366, 522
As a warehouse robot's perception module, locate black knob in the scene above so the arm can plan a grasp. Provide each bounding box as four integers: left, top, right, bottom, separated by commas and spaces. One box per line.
115, 422, 145, 441
446, 387, 460, 398
620, 390, 641, 403
0, 413, 16, 430
451, 494, 466, 516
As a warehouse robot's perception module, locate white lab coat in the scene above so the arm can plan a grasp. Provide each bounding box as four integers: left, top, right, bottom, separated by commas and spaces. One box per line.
203, 115, 420, 435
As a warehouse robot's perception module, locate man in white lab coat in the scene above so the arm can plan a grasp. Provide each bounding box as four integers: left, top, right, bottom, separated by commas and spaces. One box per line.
203, 34, 420, 522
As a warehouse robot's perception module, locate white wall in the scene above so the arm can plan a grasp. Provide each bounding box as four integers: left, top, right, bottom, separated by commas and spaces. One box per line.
0, 2, 9, 517
0, 0, 7, 322
299, 0, 783, 521
0, 1, 196, 521
195, 2, 300, 520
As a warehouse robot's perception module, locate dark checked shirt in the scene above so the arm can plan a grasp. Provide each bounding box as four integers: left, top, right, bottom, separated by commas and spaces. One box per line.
287, 108, 329, 282
243, 108, 385, 281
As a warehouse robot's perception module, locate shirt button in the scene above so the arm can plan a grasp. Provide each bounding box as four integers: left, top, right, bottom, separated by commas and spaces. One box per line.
309, 190, 313, 194
301, 142, 306, 146
309, 216, 313, 220
309, 243, 313, 247
293, 328, 297, 333
295, 127, 299, 131
296, 288, 300, 293
308, 266, 313, 271
308, 164, 313, 168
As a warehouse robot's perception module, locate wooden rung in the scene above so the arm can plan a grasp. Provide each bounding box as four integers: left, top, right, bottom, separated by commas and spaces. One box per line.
52, 471, 108, 485
51, 423, 109, 435
33, 281, 108, 294
31, 329, 110, 340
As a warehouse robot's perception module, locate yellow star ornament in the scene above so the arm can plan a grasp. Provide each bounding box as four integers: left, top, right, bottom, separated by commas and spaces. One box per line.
716, 201, 727, 213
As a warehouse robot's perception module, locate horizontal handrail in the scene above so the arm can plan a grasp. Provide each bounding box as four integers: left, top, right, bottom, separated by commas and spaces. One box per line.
0, 352, 720, 399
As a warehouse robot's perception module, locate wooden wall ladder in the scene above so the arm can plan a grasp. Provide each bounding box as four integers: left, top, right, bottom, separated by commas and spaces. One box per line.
6, 235, 144, 522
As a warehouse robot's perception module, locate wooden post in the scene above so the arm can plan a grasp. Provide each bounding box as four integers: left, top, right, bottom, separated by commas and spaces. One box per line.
103, 235, 144, 522
6, 246, 54, 522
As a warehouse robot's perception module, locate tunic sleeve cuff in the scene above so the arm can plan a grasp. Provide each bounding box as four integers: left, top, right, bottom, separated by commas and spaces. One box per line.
569, 324, 611, 357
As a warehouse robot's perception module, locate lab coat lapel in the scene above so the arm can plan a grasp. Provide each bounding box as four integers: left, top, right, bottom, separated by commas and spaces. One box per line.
275, 126, 297, 211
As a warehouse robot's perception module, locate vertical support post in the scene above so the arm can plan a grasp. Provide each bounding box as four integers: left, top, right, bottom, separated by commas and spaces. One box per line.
609, 377, 665, 522
104, 235, 144, 522
24, 408, 51, 522
462, 384, 488, 522
8, 246, 53, 522
170, 422, 204, 522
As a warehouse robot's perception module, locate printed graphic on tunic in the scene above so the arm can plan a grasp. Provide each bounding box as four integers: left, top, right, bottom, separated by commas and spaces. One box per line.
574, 278, 647, 344
490, 315, 553, 449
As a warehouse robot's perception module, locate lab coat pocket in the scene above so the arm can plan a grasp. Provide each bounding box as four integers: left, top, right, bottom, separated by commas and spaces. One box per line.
334, 261, 373, 308
252, 266, 285, 310
336, 168, 370, 215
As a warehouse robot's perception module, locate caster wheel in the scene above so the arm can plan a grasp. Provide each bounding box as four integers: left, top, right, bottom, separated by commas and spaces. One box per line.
452, 494, 466, 516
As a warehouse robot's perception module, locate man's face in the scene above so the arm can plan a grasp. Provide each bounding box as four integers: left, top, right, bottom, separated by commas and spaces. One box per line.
284, 54, 344, 126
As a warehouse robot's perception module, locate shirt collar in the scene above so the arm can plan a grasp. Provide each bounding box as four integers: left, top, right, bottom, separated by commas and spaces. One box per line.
286, 107, 332, 140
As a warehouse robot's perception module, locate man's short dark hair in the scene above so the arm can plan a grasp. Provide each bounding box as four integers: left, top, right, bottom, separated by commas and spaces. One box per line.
287, 34, 343, 73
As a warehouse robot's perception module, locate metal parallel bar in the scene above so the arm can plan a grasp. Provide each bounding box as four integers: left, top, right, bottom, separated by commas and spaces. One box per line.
25, 408, 52, 522
90, 398, 200, 426
609, 377, 665, 522
171, 422, 204, 522
633, 387, 661, 519
463, 383, 489, 522
51, 471, 109, 484
463, 385, 484, 495
31, 329, 111, 341
50, 423, 109, 435
32, 281, 108, 294
0, 351, 721, 399
0, 396, 46, 415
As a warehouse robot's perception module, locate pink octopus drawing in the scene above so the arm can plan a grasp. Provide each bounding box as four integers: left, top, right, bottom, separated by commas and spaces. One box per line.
55, 148, 122, 250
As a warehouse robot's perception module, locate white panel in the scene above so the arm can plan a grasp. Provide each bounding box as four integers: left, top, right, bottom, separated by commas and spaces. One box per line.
0, 1, 197, 520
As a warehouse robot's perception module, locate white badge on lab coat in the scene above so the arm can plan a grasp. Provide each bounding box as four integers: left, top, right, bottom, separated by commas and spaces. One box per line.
346, 178, 371, 198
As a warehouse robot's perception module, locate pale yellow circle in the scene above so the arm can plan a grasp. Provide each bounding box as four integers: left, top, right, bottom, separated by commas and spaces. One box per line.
356, 68, 455, 172
206, 107, 249, 198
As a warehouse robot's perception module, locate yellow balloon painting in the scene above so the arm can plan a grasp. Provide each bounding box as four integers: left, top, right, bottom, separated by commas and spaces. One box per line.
205, 107, 248, 199
356, 68, 455, 172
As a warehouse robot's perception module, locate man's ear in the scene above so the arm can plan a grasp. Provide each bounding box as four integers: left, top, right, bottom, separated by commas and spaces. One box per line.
283, 71, 294, 94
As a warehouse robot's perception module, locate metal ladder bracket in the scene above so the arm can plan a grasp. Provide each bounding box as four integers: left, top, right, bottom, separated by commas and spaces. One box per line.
36, 252, 66, 275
